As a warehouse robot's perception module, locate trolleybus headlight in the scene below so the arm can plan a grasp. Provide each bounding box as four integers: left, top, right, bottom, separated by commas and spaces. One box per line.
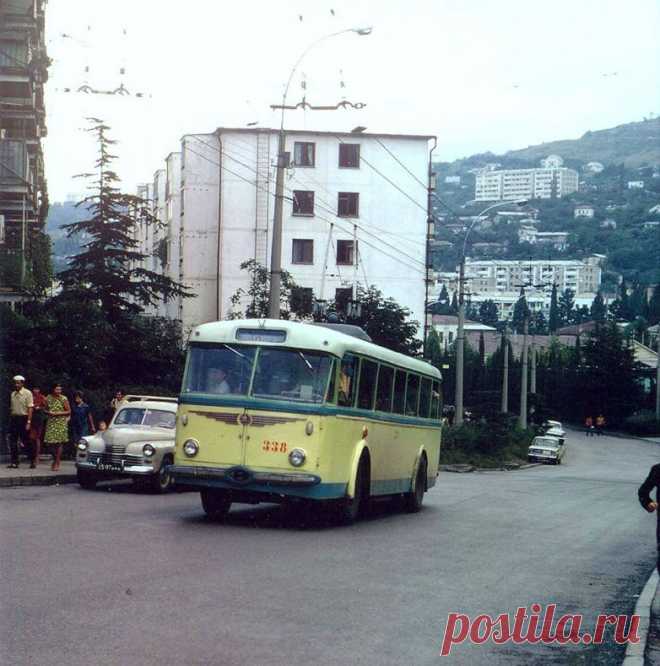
77, 439, 88, 452
288, 448, 306, 467
183, 439, 199, 457
142, 443, 156, 458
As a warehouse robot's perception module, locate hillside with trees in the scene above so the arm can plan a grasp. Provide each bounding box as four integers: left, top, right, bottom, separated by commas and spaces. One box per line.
506, 117, 660, 168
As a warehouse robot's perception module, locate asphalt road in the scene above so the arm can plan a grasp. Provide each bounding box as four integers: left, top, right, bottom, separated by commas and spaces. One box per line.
1, 429, 658, 666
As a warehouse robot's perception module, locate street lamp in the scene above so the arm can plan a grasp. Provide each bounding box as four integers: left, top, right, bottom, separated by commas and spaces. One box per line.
454, 198, 527, 425
267, 27, 373, 318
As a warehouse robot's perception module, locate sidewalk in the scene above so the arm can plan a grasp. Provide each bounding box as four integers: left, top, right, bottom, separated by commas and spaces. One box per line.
646, 572, 660, 665
0, 459, 77, 487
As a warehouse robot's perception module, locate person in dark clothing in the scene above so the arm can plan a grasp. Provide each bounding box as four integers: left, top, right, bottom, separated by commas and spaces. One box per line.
638, 464, 660, 572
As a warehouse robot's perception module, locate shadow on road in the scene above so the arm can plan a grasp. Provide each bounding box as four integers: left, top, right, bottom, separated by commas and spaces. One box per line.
180, 495, 438, 531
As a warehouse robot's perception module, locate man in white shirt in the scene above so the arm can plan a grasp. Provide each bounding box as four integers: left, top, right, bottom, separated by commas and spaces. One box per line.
207, 368, 231, 395
8, 375, 34, 469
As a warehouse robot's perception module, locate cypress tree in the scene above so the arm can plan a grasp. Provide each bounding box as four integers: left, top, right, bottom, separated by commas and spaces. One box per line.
549, 283, 560, 333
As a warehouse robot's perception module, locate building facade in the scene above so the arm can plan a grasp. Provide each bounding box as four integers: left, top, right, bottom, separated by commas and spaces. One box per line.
432, 256, 603, 319
475, 165, 578, 202
136, 128, 434, 333
0, 0, 49, 302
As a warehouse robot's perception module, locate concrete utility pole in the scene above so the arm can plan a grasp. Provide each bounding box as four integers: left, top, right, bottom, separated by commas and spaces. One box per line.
501, 326, 509, 413
267, 27, 372, 319
519, 316, 529, 429
454, 199, 527, 424
455, 260, 466, 425
530, 336, 536, 394
423, 143, 437, 357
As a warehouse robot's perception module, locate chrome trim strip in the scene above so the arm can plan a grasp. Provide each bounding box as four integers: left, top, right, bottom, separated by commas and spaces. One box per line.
169, 464, 321, 486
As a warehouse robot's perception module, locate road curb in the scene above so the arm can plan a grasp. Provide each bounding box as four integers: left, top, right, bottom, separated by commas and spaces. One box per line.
623, 568, 658, 665
0, 473, 78, 488
441, 462, 541, 473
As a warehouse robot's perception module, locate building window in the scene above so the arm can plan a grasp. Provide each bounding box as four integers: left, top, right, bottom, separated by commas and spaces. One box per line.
335, 287, 353, 313
292, 239, 313, 264
294, 142, 315, 167
290, 286, 314, 315
338, 192, 359, 217
292, 190, 314, 216
0, 215, 5, 244
338, 143, 360, 168
336, 239, 357, 265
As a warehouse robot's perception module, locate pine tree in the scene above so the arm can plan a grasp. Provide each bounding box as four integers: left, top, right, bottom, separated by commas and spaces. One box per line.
426, 328, 443, 366
450, 291, 458, 314
590, 291, 607, 321
548, 283, 560, 333
649, 285, 660, 326
59, 119, 190, 321
512, 289, 530, 334
557, 288, 576, 326
478, 299, 499, 328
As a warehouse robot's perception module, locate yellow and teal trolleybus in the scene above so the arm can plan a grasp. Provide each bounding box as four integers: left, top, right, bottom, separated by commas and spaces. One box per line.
170, 319, 442, 522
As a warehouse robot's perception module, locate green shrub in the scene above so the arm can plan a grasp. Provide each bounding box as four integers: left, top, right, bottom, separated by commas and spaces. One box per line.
623, 411, 660, 436
440, 416, 536, 467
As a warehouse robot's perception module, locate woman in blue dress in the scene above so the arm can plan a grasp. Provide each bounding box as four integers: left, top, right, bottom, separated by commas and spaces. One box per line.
71, 391, 96, 445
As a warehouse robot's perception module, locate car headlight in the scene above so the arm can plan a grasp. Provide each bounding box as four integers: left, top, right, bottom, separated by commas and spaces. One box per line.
183, 439, 199, 457
77, 439, 88, 451
143, 443, 156, 458
288, 448, 306, 467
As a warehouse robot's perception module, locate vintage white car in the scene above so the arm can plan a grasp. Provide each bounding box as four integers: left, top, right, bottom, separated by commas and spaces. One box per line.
75, 396, 177, 492
528, 435, 566, 465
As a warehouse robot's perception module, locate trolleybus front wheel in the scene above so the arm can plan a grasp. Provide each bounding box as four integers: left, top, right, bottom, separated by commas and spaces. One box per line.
200, 489, 232, 521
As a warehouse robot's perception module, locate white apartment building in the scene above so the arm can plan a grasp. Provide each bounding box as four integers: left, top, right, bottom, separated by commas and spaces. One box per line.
518, 226, 569, 250
574, 204, 595, 218
136, 127, 434, 333
475, 164, 579, 202
431, 256, 603, 319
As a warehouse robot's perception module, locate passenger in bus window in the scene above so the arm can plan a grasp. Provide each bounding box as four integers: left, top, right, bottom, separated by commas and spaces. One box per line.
207, 368, 230, 394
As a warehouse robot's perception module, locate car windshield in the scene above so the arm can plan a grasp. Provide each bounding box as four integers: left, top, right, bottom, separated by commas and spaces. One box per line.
183, 343, 333, 404
183, 343, 256, 395
534, 438, 559, 448
113, 408, 176, 429
251, 348, 332, 403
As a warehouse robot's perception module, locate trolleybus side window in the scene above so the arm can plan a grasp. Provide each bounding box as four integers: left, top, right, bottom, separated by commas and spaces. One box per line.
338, 354, 359, 407
419, 377, 432, 418
393, 369, 406, 414
375, 364, 394, 412
405, 373, 420, 416
431, 380, 442, 419
357, 359, 378, 410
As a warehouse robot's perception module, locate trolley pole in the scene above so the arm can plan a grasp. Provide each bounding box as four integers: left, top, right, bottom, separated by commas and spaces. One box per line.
455, 260, 465, 425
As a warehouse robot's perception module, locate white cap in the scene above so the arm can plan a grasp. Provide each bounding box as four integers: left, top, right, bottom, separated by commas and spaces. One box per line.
12, 375, 25, 382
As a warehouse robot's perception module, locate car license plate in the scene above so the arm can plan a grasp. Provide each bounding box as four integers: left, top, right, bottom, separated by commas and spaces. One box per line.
97, 461, 123, 473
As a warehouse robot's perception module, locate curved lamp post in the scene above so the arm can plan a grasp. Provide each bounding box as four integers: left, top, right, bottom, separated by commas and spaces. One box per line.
268, 27, 373, 318
454, 198, 527, 425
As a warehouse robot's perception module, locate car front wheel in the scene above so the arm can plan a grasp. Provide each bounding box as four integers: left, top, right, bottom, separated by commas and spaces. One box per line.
77, 469, 98, 490
149, 456, 174, 493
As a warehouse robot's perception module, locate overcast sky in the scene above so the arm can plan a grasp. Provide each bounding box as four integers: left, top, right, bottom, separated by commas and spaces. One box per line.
43, 0, 660, 201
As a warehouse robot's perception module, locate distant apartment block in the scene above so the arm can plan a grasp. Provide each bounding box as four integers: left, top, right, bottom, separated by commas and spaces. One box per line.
0, 0, 49, 301
518, 226, 569, 250
134, 127, 434, 332
432, 256, 603, 319
628, 180, 644, 189
474, 162, 578, 202
574, 204, 595, 218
